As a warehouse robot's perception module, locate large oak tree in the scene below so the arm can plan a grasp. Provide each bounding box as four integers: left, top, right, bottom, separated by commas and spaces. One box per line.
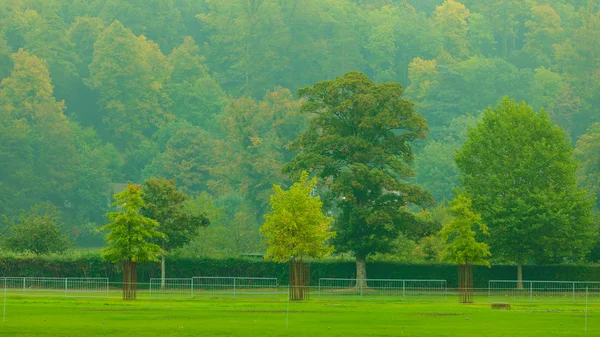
284, 71, 431, 282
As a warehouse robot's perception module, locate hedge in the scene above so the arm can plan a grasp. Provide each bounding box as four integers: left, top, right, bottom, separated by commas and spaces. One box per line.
1, 253, 599, 287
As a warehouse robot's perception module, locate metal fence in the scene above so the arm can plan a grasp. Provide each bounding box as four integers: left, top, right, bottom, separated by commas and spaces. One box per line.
489, 280, 600, 302
7, 276, 600, 303
317, 278, 447, 298
148, 277, 280, 299
1, 277, 109, 297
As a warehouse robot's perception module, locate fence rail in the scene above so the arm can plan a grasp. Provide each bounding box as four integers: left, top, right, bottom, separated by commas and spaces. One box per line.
148, 277, 280, 299
1, 277, 109, 297
489, 280, 600, 302
5, 277, 600, 303
317, 278, 447, 298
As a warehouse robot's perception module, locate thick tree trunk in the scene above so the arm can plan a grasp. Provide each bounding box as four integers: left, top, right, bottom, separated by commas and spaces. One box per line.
123, 259, 137, 300
517, 261, 523, 289
356, 256, 367, 289
289, 259, 309, 300
458, 263, 473, 304
161, 242, 166, 290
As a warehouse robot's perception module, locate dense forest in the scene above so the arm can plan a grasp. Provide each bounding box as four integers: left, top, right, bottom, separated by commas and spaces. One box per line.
1, 0, 600, 262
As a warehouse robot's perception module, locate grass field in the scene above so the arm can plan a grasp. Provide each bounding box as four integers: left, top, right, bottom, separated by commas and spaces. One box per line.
0, 294, 599, 336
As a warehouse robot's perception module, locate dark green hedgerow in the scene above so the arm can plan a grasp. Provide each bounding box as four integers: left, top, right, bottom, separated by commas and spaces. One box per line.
0, 252, 599, 287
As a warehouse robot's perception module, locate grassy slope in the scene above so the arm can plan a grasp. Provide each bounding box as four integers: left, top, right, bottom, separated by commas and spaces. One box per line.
0, 296, 597, 336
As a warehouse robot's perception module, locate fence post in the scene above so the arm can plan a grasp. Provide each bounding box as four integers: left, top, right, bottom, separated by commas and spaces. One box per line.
529, 282, 533, 302
3, 277, 6, 323
190, 278, 194, 298
233, 278, 236, 300
22, 278, 25, 294
360, 280, 363, 298
318, 279, 321, 299
64, 278, 68, 297
402, 281, 405, 298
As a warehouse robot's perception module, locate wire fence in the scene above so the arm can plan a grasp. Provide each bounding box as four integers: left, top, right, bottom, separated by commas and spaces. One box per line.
148, 277, 279, 299
4, 277, 600, 303
0, 277, 109, 298
489, 280, 600, 302
317, 278, 447, 298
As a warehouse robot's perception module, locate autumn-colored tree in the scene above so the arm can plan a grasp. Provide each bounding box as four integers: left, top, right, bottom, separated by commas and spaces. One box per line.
434, 0, 471, 59
101, 184, 164, 300
523, 5, 564, 66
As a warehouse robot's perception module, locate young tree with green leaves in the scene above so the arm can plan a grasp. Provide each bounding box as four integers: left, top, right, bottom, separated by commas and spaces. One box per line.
140, 176, 209, 289
455, 97, 594, 286
440, 192, 490, 303
284, 71, 431, 283
261, 172, 334, 300
101, 183, 164, 300
1, 204, 72, 255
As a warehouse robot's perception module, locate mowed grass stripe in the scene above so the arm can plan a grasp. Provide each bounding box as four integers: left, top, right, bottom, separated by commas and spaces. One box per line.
0, 295, 598, 336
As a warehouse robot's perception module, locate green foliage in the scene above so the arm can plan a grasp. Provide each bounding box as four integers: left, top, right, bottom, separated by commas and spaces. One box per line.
575, 122, 600, 209
6, 252, 600, 288
1, 204, 72, 255
88, 20, 172, 148
101, 183, 165, 263
439, 192, 490, 266
261, 172, 334, 263
211, 88, 306, 214
285, 71, 431, 262
140, 176, 209, 251
1, 0, 600, 257
455, 97, 595, 265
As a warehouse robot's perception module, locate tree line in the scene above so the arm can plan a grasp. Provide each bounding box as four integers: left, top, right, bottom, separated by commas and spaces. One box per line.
1, 0, 600, 272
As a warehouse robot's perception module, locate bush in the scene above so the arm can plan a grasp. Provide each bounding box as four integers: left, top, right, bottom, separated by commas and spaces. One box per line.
1, 204, 72, 255
1, 252, 600, 287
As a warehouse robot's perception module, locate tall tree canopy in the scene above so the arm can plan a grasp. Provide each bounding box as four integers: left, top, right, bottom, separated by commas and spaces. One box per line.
140, 176, 209, 287
455, 97, 594, 281
284, 71, 431, 280
261, 172, 334, 262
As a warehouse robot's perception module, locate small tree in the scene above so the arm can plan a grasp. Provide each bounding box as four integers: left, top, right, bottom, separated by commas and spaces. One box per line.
261, 172, 334, 300
101, 183, 164, 300
440, 192, 490, 303
1, 204, 72, 255
140, 177, 210, 289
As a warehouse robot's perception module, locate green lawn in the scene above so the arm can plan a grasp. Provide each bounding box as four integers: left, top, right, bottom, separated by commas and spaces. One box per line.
0, 294, 598, 336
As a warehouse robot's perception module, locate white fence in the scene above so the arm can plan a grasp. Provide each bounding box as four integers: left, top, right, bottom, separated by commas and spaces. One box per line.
489, 280, 600, 301
149, 277, 279, 299
317, 278, 447, 298
1, 277, 109, 297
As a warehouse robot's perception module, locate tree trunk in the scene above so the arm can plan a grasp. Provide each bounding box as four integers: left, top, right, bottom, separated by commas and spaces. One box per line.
356, 256, 367, 289
289, 259, 309, 300
161, 242, 166, 290
123, 259, 137, 300
458, 264, 473, 304
517, 261, 523, 289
